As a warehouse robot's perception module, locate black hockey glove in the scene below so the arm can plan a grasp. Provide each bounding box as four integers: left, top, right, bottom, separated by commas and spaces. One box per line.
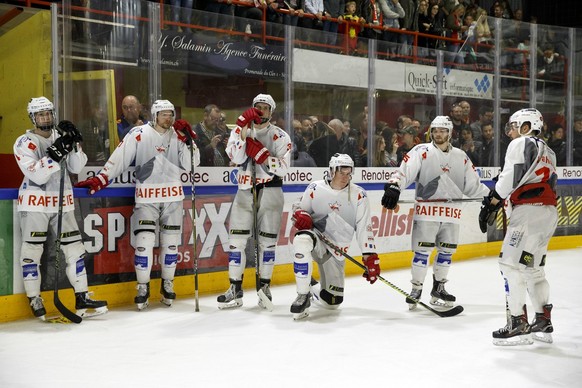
381, 183, 401, 210
58, 120, 83, 142
47, 135, 75, 162
478, 191, 503, 233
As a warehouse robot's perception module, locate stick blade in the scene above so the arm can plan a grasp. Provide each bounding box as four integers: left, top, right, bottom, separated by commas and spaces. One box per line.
433, 304, 464, 318
54, 292, 82, 324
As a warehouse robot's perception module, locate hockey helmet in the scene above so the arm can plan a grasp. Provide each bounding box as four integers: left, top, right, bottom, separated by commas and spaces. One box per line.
429, 115, 453, 142
27, 96, 55, 131
151, 99, 175, 123
253, 94, 275, 124
329, 153, 354, 179
505, 108, 543, 136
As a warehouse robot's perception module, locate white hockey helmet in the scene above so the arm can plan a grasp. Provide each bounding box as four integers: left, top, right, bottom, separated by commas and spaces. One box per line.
253, 94, 275, 124
329, 153, 354, 179
27, 96, 55, 131
506, 108, 543, 136
151, 99, 175, 123
429, 115, 453, 142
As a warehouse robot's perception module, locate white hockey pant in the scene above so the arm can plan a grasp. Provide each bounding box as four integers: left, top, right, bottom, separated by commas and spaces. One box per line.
160, 233, 181, 281
134, 231, 155, 284
501, 262, 550, 316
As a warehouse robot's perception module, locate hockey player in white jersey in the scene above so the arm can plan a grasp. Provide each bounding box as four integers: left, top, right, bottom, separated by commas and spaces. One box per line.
217, 94, 291, 310
479, 108, 558, 346
14, 97, 107, 320
290, 154, 380, 320
76, 100, 199, 310
381, 115, 489, 310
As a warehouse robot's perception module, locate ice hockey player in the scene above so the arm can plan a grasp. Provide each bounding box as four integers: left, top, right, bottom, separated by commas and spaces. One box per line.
217, 94, 291, 310
290, 153, 380, 320
479, 108, 557, 346
76, 100, 199, 310
14, 97, 108, 320
381, 115, 489, 310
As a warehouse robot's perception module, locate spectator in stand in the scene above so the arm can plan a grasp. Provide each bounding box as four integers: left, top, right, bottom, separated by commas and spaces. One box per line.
359, 0, 386, 40
426, 2, 446, 53
398, 0, 418, 57
80, 101, 110, 165
372, 135, 389, 166
117, 95, 146, 142
478, 122, 494, 167
301, 0, 325, 43
204, 0, 234, 30
193, 104, 226, 166
396, 114, 413, 133
292, 118, 308, 153
234, 0, 263, 37
340, 1, 365, 55
417, 0, 431, 56
291, 143, 318, 167
470, 105, 493, 142
573, 115, 582, 166
475, 7, 492, 44
381, 0, 406, 57
381, 126, 399, 166
170, 0, 194, 33
353, 111, 369, 166
396, 125, 417, 164
456, 127, 480, 165
322, 0, 345, 50
308, 121, 337, 167
537, 45, 564, 80
445, 4, 468, 65
450, 104, 468, 143
300, 117, 315, 148
547, 124, 566, 166
329, 118, 359, 164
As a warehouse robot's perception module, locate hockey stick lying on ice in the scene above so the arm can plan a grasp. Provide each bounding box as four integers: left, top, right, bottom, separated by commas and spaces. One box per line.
316, 231, 464, 318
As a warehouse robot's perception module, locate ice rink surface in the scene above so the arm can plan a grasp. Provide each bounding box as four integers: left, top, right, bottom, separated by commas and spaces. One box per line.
1, 248, 581, 388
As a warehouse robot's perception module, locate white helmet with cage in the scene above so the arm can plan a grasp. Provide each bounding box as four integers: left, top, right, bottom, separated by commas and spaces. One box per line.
506, 108, 543, 136
27, 96, 55, 131
151, 99, 175, 123
429, 115, 453, 142
328, 153, 354, 180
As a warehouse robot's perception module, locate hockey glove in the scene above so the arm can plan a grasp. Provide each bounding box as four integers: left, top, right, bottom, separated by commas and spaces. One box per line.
236, 107, 263, 128
381, 183, 401, 210
245, 138, 271, 164
478, 191, 503, 233
174, 119, 197, 145
75, 173, 109, 195
46, 135, 75, 162
292, 209, 313, 230
58, 120, 83, 142
362, 253, 380, 284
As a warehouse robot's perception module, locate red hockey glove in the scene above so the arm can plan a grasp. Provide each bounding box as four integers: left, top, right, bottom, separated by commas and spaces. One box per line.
245, 138, 270, 164
75, 173, 109, 195
293, 210, 313, 230
236, 107, 263, 128
362, 253, 380, 284
174, 119, 197, 145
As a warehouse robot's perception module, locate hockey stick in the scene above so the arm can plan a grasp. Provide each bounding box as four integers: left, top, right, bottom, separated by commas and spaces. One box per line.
315, 231, 464, 318
183, 130, 200, 312
53, 155, 82, 324
398, 198, 482, 203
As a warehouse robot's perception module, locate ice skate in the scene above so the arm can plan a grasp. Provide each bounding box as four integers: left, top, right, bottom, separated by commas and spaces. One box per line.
257, 279, 274, 311
531, 304, 553, 343
291, 293, 311, 320
406, 283, 423, 310
217, 279, 243, 309
29, 296, 46, 320
134, 282, 150, 311
160, 279, 176, 307
75, 291, 108, 318
492, 307, 533, 346
310, 277, 321, 304
430, 276, 456, 307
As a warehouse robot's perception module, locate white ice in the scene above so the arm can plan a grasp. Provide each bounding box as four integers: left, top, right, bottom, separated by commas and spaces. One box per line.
1, 248, 581, 388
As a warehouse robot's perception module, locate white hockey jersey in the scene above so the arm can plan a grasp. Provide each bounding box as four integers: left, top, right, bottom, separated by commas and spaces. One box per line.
389, 142, 489, 224
495, 135, 557, 203
99, 123, 199, 204
298, 179, 377, 257
14, 129, 86, 213
226, 123, 292, 190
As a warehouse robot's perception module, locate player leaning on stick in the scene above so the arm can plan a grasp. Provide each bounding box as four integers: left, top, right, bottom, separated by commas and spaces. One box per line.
381, 115, 489, 310
76, 100, 199, 310
479, 108, 558, 346
290, 153, 380, 320
217, 94, 291, 309
14, 97, 107, 320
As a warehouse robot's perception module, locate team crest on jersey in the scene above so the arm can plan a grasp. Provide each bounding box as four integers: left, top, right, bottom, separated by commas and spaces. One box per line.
28, 142, 37, 151
329, 201, 341, 211
440, 163, 451, 173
